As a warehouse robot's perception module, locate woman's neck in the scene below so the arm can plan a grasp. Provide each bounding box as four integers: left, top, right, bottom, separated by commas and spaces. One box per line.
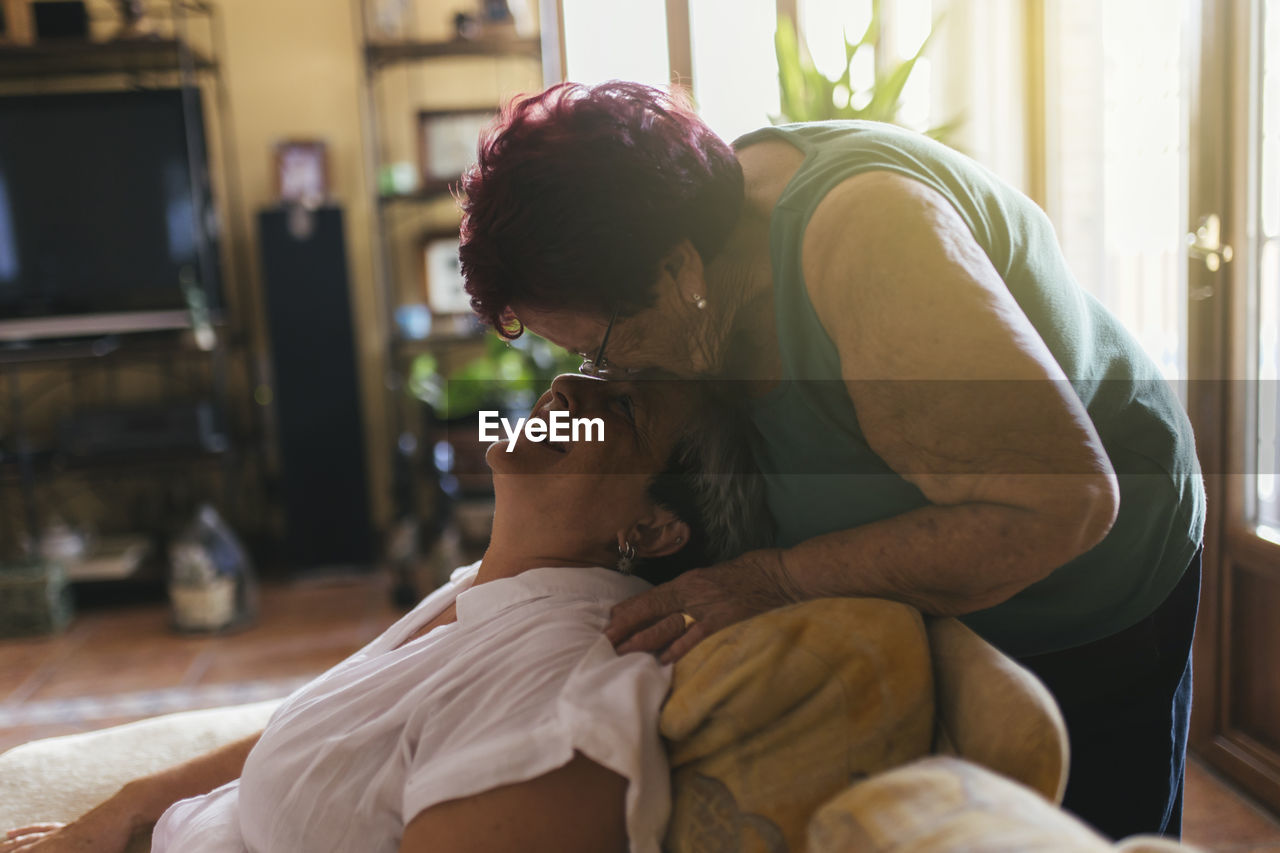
706, 213, 779, 382
473, 518, 611, 586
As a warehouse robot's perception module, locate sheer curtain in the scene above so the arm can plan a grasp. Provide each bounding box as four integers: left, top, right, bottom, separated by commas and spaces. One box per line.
1042, 0, 1190, 383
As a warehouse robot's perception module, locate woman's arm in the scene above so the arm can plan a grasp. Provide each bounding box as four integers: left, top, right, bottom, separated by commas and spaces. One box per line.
608, 170, 1119, 660
1, 731, 261, 852
399, 752, 628, 853
116, 730, 262, 827
787, 170, 1119, 612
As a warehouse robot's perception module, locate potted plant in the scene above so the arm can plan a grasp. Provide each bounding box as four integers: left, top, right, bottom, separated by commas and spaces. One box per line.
407, 333, 579, 496
774, 0, 961, 141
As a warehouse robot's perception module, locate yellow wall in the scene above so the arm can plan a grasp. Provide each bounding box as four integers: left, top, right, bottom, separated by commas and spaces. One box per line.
218, 0, 542, 534
217, 0, 389, 527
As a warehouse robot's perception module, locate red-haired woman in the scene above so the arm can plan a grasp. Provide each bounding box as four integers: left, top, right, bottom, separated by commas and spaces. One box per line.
459, 81, 1204, 842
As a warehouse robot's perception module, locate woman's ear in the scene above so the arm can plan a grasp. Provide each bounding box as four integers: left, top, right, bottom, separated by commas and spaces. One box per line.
661, 240, 706, 304
624, 505, 692, 560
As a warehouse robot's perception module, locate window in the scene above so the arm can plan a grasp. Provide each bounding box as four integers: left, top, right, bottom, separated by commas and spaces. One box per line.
1252, 0, 1280, 529
559, 0, 672, 90
558, 0, 938, 143
687, 0, 779, 141
1043, 0, 1190, 382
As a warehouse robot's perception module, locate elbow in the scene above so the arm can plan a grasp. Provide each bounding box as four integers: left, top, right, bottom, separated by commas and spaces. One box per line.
1081, 469, 1120, 550
1052, 470, 1120, 561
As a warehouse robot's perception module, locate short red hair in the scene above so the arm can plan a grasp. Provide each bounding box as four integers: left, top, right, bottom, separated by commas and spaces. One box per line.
458, 81, 744, 338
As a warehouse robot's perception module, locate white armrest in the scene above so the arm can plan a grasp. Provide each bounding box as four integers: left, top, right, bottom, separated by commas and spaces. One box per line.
0, 699, 280, 848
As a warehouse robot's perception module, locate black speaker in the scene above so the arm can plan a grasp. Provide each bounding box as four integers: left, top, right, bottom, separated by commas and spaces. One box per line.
32, 1, 89, 39
257, 205, 376, 570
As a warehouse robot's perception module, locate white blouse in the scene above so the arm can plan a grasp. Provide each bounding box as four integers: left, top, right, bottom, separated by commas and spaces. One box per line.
151, 562, 673, 853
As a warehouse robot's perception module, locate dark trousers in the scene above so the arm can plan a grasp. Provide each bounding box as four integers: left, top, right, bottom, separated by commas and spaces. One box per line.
1017, 548, 1202, 841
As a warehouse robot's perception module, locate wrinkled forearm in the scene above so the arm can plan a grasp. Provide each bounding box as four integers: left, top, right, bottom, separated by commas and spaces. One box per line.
115, 731, 262, 832
778, 499, 1106, 616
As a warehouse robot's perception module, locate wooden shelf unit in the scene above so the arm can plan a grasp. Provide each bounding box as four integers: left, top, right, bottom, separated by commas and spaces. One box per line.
364, 37, 539, 69
0, 38, 214, 80
0, 1, 260, 560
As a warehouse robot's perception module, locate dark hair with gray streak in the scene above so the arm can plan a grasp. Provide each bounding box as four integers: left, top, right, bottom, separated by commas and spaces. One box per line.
633, 383, 773, 585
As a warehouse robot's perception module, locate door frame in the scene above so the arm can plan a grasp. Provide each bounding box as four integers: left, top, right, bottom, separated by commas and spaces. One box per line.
1188, 0, 1280, 813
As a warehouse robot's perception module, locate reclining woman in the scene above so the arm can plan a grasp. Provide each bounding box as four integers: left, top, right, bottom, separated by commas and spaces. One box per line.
1, 373, 768, 853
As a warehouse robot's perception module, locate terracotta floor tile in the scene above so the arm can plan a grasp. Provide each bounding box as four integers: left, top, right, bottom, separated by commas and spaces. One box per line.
17, 608, 207, 701
1184, 758, 1280, 850
194, 632, 369, 685
0, 577, 398, 708
0, 639, 73, 703
23, 645, 204, 701
77, 604, 176, 636
0, 575, 402, 759
0, 622, 98, 704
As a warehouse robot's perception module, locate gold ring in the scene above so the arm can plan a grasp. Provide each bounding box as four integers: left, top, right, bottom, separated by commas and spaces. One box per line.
680, 612, 697, 630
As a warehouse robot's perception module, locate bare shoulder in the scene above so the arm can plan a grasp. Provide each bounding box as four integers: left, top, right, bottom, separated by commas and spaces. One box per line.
803, 170, 966, 272
801, 170, 991, 307
736, 137, 806, 216
797, 170, 1043, 381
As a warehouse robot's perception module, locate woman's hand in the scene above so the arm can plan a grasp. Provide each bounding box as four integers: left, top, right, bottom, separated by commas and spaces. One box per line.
0, 731, 261, 853
1, 799, 136, 853
605, 548, 803, 663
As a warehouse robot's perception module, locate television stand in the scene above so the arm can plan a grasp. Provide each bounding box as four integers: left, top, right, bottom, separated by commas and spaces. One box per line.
0, 311, 195, 343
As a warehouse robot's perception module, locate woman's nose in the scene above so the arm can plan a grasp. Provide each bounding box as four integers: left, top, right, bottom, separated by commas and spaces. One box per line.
549, 372, 604, 415
549, 373, 583, 411
549, 388, 569, 411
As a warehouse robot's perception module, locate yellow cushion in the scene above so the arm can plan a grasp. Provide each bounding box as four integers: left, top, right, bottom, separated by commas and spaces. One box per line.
926, 617, 1069, 802
661, 598, 935, 853
808, 755, 1113, 853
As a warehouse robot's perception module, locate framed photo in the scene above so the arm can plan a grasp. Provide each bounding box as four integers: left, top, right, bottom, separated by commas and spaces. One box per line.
421, 231, 470, 316
416, 109, 495, 192
274, 140, 329, 204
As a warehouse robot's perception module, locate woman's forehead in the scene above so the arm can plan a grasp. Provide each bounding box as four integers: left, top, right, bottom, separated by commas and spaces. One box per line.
555, 371, 709, 429
516, 305, 607, 351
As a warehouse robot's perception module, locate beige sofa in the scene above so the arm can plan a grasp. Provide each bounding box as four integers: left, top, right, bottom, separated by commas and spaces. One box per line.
0, 600, 1198, 852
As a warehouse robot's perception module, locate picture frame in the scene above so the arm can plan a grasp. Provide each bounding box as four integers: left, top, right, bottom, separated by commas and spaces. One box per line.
421, 231, 470, 317
416, 109, 495, 193
274, 139, 329, 204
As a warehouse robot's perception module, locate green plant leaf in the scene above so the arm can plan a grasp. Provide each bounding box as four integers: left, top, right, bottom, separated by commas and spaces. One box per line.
866, 21, 939, 120
924, 113, 966, 143
772, 7, 961, 142
407, 331, 578, 421
775, 16, 807, 124
855, 0, 881, 51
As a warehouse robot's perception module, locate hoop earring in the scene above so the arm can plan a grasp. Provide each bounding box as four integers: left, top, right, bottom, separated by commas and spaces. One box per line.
616, 540, 637, 575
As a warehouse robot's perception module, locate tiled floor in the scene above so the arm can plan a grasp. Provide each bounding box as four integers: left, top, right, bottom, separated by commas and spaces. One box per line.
0, 572, 1277, 850
1185, 760, 1280, 851
0, 572, 403, 752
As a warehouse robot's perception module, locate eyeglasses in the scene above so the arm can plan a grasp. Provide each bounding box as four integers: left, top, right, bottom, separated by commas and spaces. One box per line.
578, 306, 620, 378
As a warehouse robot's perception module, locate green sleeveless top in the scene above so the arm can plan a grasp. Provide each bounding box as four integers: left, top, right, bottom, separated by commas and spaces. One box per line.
734, 121, 1204, 657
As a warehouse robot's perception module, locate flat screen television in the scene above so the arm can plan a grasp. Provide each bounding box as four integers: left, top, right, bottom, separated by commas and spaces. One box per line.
0, 88, 222, 341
